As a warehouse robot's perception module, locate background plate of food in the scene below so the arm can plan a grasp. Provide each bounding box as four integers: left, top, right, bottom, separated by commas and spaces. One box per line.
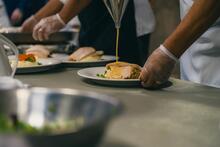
52, 47, 116, 68
77, 62, 142, 87
9, 54, 61, 74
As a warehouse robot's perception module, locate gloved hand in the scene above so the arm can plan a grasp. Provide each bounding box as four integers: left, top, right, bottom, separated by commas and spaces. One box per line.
139, 45, 178, 88
32, 14, 66, 41
21, 15, 38, 33
11, 8, 23, 25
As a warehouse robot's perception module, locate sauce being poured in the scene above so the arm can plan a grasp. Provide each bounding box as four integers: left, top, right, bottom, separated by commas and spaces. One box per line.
115, 28, 120, 62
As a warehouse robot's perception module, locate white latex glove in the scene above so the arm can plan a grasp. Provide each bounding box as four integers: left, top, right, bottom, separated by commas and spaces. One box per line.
11, 8, 23, 25
140, 45, 178, 88
33, 14, 65, 41
21, 15, 38, 33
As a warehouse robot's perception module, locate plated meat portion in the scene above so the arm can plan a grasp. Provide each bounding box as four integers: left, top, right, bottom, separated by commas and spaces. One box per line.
26, 45, 50, 58
104, 62, 142, 79
69, 47, 104, 62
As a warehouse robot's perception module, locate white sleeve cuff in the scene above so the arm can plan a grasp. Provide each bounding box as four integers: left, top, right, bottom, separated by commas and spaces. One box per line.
60, 0, 68, 4
56, 14, 66, 26
159, 44, 179, 62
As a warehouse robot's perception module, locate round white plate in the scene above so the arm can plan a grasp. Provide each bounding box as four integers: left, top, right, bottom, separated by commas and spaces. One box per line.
77, 67, 141, 87
10, 57, 61, 74
52, 53, 116, 68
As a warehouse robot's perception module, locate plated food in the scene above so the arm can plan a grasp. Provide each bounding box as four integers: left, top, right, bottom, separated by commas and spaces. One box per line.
25, 45, 50, 58
9, 53, 61, 74
68, 47, 104, 62
10, 54, 40, 68
51, 47, 116, 68
77, 62, 142, 87
97, 62, 142, 79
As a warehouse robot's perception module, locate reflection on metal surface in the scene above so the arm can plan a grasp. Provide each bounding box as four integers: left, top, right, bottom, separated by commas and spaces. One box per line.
0, 33, 18, 77
0, 87, 121, 147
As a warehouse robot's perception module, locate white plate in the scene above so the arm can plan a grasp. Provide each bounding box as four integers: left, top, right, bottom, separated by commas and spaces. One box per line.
9, 57, 61, 74
77, 67, 141, 87
52, 54, 116, 68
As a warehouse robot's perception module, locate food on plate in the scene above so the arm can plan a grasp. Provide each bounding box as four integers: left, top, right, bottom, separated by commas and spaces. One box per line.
10, 54, 41, 68
68, 47, 104, 62
97, 62, 142, 79
19, 54, 36, 62
26, 45, 50, 58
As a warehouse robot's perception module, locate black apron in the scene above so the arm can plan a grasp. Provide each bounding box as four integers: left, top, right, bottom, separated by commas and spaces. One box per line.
78, 0, 141, 65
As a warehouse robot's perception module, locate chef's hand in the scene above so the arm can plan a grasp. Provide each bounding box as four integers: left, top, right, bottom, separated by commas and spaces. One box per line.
32, 14, 65, 41
21, 15, 38, 33
140, 45, 178, 88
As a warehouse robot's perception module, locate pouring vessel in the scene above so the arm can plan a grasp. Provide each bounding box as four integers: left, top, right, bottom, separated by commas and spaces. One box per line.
103, 0, 129, 28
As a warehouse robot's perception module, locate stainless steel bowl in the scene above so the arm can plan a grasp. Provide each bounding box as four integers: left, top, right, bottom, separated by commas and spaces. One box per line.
0, 88, 122, 147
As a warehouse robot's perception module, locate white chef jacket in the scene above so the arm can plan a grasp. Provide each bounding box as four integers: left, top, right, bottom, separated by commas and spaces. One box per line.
134, 0, 155, 37
180, 0, 220, 88
0, 0, 10, 27
59, 0, 156, 37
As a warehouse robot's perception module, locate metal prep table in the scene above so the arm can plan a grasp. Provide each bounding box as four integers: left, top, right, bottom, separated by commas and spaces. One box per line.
16, 68, 220, 147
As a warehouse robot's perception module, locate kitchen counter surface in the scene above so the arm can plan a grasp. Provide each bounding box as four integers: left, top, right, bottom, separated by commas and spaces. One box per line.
16, 68, 220, 147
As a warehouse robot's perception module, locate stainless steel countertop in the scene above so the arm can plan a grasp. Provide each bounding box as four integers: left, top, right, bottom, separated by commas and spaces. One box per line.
16, 68, 220, 147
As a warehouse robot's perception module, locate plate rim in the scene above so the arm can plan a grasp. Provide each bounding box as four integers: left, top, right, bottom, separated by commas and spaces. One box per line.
52, 53, 116, 64
16, 58, 61, 69
77, 67, 140, 82
63, 55, 116, 64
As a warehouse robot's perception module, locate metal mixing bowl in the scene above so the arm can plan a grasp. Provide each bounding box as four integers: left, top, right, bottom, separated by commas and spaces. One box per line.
0, 87, 122, 147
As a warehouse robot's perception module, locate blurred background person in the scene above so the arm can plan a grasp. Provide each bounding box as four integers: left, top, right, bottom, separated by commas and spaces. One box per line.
3, 0, 47, 26
0, 0, 10, 27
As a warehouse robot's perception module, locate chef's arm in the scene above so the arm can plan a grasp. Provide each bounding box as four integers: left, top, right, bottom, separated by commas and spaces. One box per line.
163, 0, 220, 58
34, 0, 64, 21
58, 0, 92, 24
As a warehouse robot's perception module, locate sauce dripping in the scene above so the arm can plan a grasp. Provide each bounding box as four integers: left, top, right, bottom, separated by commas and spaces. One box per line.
115, 28, 120, 62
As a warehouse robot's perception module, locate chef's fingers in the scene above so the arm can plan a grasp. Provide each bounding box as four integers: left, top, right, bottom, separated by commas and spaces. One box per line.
43, 27, 50, 40
140, 66, 155, 87
33, 24, 41, 40
38, 27, 46, 41
141, 76, 156, 88
139, 67, 149, 83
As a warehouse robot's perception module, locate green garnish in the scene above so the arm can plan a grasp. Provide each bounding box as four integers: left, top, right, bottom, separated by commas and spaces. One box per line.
96, 74, 106, 78
0, 115, 84, 134
0, 115, 38, 134
26, 57, 35, 62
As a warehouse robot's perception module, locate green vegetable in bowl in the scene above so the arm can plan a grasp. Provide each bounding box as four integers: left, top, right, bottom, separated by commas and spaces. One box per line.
0, 115, 39, 134
0, 115, 84, 135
